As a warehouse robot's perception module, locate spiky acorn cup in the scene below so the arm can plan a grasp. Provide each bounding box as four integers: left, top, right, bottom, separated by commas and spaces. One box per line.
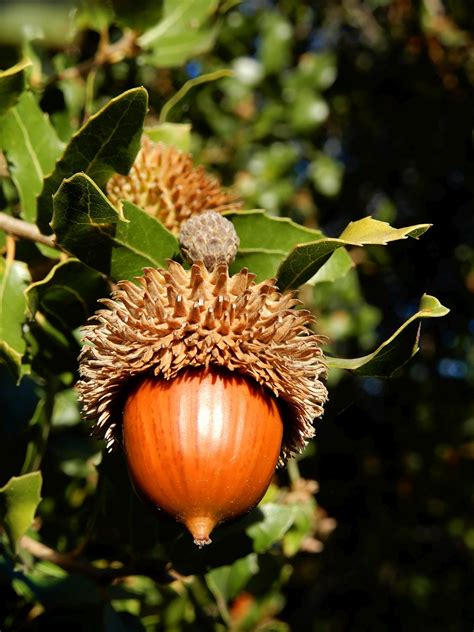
106, 137, 240, 234
77, 212, 327, 546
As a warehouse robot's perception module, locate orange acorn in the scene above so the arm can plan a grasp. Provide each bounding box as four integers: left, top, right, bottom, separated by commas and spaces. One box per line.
123, 367, 283, 546
77, 212, 327, 545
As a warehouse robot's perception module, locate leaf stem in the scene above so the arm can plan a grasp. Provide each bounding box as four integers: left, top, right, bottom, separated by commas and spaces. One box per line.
0, 212, 57, 249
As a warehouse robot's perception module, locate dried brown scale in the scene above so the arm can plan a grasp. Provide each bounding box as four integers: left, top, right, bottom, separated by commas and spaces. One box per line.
106, 138, 241, 234
77, 261, 327, 464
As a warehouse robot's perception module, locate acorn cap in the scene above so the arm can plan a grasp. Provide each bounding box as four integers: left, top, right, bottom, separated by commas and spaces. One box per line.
77, 262, 328, 464
106, 137, 241, 234
179, 211, 240, 271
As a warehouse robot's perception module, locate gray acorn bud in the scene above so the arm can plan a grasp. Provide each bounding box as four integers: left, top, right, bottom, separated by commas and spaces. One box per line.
179, 211, 240, 271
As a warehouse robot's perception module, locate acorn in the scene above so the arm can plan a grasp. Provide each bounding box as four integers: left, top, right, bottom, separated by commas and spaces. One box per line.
123, 366, 284, 546
77, 213, 327, 546
106, 137, 241, 234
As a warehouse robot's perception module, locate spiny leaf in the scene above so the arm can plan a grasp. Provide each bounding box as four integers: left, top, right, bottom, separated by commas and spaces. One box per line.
51, 173, 179, 281
0, 59, 31, 116
0, 471, 42, 552
37, 87, 148, 234
0, 255, 31, 380
25, 259, 109, 332
326, 294, 450, 376
0, 92, 63, 222
277, 216, 431, 290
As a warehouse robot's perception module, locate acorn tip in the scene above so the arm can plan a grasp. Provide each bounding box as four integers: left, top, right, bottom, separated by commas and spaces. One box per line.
185, 515, 216, 547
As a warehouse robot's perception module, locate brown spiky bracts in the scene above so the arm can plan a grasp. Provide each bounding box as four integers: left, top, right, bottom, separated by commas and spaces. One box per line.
77, 261, 327, 465
106, 137, 241, 234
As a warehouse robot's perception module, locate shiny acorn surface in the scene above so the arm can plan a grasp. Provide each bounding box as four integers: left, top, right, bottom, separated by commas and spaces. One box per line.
123, 366, 284, 546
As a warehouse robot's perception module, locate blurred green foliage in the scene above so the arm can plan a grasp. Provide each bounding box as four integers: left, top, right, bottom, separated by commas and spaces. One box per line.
0, 1, 472, 630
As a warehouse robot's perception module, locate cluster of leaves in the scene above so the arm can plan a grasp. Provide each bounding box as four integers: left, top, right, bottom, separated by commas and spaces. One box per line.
0, 1, 461, 630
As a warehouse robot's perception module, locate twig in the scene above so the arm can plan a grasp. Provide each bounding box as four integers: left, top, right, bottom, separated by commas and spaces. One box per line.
55, 29, 139, 83
20, 535, 179, 584
0, 212, 57, 249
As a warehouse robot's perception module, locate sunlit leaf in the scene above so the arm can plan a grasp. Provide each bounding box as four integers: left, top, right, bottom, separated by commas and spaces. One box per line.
52, 173, 179, 280
0, 471, 42, 551
0, 256, 30, 380
306, 247, 354, 285
26, 259, 109, 331
327, 294, 450, 376
37, 87, 148, 234
231, 251, 287, 282
145, 123, 191, 152
0, 92, 63, 222
0, 59, 31, 116
339, 216, 431, 244
226, 210, 323, 281
226, 210, 323, 250
139, 0, 220, 67
277, 216, 431, 290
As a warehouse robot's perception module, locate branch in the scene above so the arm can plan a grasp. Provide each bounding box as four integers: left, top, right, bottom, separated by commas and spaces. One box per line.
0, 213, 57, 249
20, 535, 179, 584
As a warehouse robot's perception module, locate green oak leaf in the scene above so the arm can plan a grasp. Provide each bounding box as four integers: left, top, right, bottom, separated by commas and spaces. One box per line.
246, 503, 296, 554
0, 59, 31, 116
139, 0, 219, 67
231, 251, 289, 282
0, 471, 42, 552
225, 210, 323, 281
0, 92, 64, 222
0, 256, 31, 380
51, 173, 179, 280
282, 501, 316, 557
206, 553, 258, 604
306, 247, 354, 285
277, 216, 432, 290
327, 294, 450, 376
25, 259, 109, 332
37, 87, 148, 234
